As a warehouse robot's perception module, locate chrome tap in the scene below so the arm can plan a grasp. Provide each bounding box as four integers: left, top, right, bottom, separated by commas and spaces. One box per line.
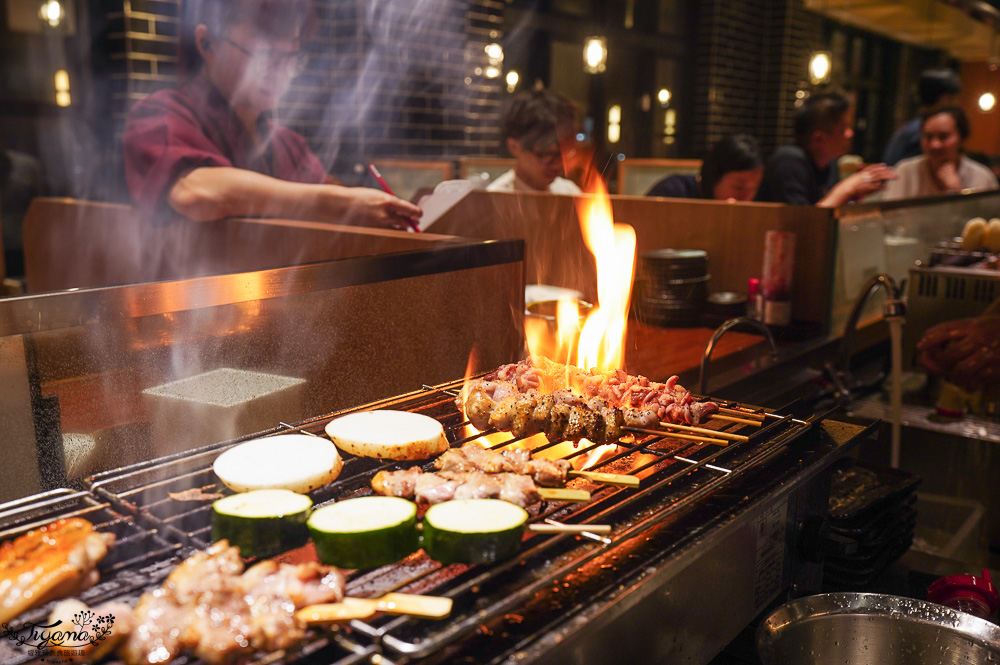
699, 317, 778, 395
826, 273, 906, 404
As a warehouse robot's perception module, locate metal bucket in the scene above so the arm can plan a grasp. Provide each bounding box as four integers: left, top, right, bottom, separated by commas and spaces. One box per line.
757, 593, 1000, 665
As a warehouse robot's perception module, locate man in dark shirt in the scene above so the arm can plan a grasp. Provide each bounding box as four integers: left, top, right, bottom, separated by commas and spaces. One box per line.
756, 92, 895, 207
882, 68, 961, 166
123, 0, 420, 227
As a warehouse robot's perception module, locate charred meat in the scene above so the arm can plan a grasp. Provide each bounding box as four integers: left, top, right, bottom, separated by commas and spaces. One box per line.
372, 468, 541, 508
434, 442, 570, 487
0, 517, 115, 624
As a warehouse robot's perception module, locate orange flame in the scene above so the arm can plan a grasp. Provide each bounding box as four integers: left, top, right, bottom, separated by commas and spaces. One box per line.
577, 443, 620, 471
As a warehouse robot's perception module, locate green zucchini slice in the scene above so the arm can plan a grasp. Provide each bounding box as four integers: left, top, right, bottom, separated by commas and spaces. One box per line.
422, 499, 528, 565
308, 496, 419, 569
212, 489, 313, 558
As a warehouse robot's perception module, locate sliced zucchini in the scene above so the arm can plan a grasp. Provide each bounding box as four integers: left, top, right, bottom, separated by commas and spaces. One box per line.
213, 434, 343, 493
422, 499, 527, 565
308, 496, 419, 569
212, 489, 313, 558
324, 410, 448, 460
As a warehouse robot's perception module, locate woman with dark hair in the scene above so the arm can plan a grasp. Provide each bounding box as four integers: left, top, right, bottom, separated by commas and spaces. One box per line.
882, 106, 998, 200
646, 134, 763, 201
123, 0, 420, 227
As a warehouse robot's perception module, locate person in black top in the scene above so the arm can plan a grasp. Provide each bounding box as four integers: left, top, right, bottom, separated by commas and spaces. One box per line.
756, 92, 896, 207
646, 134, 763, 201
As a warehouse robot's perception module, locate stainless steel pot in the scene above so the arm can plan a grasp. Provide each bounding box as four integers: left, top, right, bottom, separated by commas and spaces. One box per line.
757, 592, 1000, 665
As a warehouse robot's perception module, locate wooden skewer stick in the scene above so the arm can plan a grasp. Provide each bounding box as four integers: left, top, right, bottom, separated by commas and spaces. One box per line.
298, 593, 453, 624
529, 523, 612, 534
659, 421, 749, 442
710, 414, 763, 427
624, 427, 730, 447
717, 407, 765, 421
567, 470, 640, 487
538, 487, 591, 502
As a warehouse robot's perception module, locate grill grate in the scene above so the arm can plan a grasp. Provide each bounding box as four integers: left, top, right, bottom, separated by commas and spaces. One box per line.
85, 376, 811, 660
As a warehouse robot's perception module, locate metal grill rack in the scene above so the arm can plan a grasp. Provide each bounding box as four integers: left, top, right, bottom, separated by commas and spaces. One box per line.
84, 376, 812, 662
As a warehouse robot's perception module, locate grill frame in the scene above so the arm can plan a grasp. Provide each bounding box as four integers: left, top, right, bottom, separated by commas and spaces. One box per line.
84, 375, 813, 661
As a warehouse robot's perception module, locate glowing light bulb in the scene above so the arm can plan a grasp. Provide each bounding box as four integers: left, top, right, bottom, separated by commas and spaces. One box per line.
38, 0, 63, 27
484, 43, 503, 63
505, 70, 519, 93
979, 92, 996, 112
809, 51, 831, 85
657, 88, 671, 105
584, 37, 607, 74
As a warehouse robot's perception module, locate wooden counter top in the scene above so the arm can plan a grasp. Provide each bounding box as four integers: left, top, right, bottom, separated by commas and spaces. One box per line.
624, 322, 766, 386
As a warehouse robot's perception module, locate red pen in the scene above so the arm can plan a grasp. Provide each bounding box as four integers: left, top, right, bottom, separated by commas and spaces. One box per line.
368, 164, 422, 233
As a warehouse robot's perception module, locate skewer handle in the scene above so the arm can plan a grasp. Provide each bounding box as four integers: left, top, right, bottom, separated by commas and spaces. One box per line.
567, 470, 640, 487
717, 407, 765, 421
529, 523, 612, 534
626, 427, 730, 446
658, 422, 749, 442
538, 488, 591, 502
297, 594, 453, 623
710, 414, 763, 427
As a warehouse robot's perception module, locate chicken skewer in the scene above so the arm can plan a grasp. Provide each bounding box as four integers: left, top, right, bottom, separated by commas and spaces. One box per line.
435, 442, 639, 487
372, 467, 589, 508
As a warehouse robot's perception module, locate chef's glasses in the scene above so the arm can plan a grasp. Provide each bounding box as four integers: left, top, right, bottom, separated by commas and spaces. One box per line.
222, 37, 309, 75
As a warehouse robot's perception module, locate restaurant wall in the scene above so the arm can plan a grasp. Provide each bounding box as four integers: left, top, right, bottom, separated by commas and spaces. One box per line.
959, 60, 1000, 156
92, 0, 506, 182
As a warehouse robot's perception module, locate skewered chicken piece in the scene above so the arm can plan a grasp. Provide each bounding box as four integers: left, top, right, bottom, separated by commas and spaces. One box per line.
120, 540, 345, 665
481, 356, 720, 426
372, 468, 542, 508
0, 517, 115, 625
434, 442, 571, 487
463, 381, 625, 443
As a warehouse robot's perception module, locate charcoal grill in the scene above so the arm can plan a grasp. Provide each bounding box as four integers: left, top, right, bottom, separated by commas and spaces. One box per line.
68, 376, 876, 665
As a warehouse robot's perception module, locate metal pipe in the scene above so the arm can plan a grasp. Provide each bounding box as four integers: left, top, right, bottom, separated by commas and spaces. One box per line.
699, 317, 778, 395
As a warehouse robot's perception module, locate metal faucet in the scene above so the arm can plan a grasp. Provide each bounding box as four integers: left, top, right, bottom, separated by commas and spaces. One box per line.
825, 273, 906, 404
699, 317, 778, 395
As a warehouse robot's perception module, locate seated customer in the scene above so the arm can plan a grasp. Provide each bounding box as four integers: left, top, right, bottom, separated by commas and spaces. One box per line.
756, 92, 896, 207
487, 90, 582, 195
646, 134, 762, 201
883, 68, 961, 166
882, 107, 998, 200
123, 0, 420, 227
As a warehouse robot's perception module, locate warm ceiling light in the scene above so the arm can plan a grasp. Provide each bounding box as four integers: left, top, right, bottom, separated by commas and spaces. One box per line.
39, 0, 64, 27
485, 43, 503, 61
484, 66, 500, 79
607, 104, 621, 143
979, 92, 996, 112
584, 36, 607, 74
808, 51, 831, 85
505, 70, 519, 93
54, 69, 70, 106
657, 88, 671, 106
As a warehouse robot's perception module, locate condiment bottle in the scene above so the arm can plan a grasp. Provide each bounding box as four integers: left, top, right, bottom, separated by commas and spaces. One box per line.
927, 569, 999, 619
761, 231, 795, 326
747, 278, 762, 320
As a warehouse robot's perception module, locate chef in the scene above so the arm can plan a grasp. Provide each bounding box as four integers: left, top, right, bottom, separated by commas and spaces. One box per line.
123, 0, 421, 228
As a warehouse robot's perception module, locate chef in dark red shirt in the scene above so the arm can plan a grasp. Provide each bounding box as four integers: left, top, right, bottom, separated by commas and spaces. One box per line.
123, 0, 421, 228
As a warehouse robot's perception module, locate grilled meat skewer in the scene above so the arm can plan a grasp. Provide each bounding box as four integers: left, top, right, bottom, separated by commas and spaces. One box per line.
434, 442, 571, 487
372, 468, 542, 508
480, 356, 720, 427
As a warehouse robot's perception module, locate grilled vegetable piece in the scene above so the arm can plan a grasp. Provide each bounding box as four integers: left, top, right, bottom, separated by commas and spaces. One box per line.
325, 410, 449, 460
213, 434, 343, 493
308, 497, 419, 569
422, 499, 527, 565
212, 489, 313, 559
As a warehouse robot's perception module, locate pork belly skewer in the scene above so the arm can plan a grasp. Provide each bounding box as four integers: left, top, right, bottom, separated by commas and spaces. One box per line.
436, 442, 639, 487
372, 468, 589, 508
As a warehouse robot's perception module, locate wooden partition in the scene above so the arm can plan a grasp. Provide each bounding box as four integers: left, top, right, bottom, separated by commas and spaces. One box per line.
22, 198, 464, 293
427, 190, 837, 329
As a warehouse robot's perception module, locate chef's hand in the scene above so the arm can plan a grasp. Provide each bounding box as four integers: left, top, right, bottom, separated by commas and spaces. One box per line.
918, 316, 1000, 392
341, 187, 423, 230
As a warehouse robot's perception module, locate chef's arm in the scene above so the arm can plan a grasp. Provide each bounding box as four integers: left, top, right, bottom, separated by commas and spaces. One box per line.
168, 166, 421, 228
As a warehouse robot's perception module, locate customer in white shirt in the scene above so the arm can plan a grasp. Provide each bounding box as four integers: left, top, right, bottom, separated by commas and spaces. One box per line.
883, 107, 998, 200
487, 89, 583, 195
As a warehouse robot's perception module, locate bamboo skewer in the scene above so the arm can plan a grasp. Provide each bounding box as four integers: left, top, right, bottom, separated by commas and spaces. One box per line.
624, 427, 730, 447
567, 470, 640, 487
298, 593, 453, 623
658, 422, 749, 442
538, 487, 591, 502
529, 523, 612, 535
710, 414, 763, 427
716, 407, 765, 421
